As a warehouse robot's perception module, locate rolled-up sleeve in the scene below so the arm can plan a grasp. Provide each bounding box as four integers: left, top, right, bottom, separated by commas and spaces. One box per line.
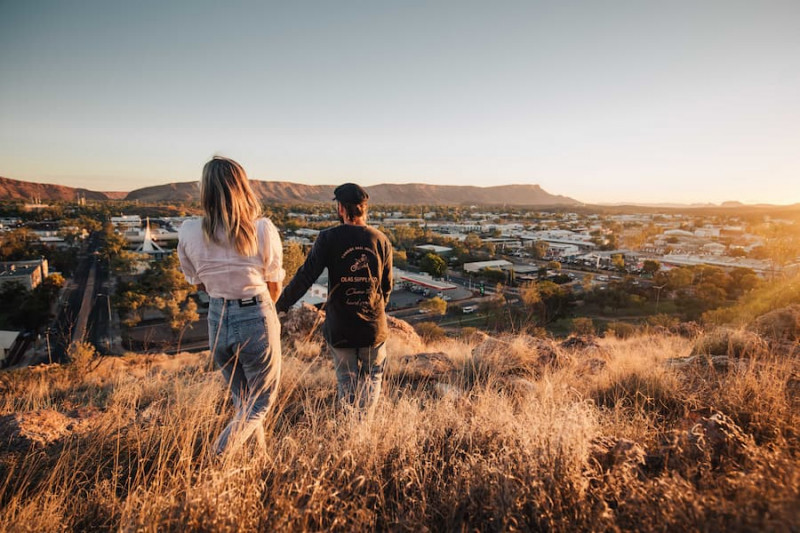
262, 219, 285, 284
177, 229, 200, 285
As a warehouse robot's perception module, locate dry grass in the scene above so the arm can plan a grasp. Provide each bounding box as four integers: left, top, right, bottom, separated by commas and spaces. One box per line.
0, 329, 798, 531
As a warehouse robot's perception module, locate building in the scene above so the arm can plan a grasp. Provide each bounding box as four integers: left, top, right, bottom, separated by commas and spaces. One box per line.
0, 330, 20, 366
463, 259, 514, 273
0, 258, 49, 290
415, 244, 453, 257
381, 218, 426, 227
111, 215, 142, 230
135, 218, 169, 260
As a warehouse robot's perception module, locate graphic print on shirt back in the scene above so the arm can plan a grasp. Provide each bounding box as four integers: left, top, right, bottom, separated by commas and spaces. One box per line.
338, 246, 380, 312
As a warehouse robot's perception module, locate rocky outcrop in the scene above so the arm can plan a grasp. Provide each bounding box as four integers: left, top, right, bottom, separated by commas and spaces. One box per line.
281, 304, 326, 343
753, 304, 800, 343
386, 315, 422, 346
395, 352, 458, 384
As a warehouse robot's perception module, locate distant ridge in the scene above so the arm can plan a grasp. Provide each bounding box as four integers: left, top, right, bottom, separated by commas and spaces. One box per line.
126, 180, 581, 206
0, 176, 113, 201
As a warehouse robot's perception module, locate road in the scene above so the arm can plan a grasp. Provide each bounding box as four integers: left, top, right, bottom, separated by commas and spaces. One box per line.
48, 232, 102, 362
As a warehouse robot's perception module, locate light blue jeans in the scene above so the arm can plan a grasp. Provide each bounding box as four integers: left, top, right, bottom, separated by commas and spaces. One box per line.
328, 342, 387, 415
208, 295, 281, 455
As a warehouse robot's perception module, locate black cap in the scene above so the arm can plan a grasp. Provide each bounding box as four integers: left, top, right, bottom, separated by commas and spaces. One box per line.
333, 183, 369, 204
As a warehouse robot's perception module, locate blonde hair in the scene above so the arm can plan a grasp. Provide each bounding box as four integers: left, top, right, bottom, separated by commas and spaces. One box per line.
200, 156, 262, 256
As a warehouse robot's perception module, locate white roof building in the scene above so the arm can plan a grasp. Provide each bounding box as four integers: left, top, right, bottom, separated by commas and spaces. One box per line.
111, 215, 142, 229
0, 330, 20, 364
463, 260, 514, 273
415, 244, 453, 255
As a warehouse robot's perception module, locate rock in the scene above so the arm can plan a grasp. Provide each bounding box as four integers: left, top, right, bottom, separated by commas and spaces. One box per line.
590, 436, 646, 473
671, 321, 702, 339
688, 412, 754, 468
666, 354, 748, 372
497, 376, 538, 397
578, 357, 607, 375
433, 381, 462, 399
281, 304, 325, 343
561, 335, 601, 351
0, 408, 99, 451
654, 410, 754, 472
386, 315, 422, 346
396, 352, 458, 383
753, 304, 800, 343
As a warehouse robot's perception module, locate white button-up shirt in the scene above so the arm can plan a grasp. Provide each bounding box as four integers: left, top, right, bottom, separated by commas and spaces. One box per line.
177, 217, 285, 300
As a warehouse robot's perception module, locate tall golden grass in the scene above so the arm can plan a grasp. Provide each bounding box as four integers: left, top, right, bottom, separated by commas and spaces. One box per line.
0, 330, 798, 531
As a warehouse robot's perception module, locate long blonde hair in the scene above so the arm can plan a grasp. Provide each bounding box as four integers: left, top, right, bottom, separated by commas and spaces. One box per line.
200, 156, 261, 256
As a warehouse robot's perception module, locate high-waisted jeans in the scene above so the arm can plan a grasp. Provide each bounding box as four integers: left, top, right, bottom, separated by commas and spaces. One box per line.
207, 295, 281, 455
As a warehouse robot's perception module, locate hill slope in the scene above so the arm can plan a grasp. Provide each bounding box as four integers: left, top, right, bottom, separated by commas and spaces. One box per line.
126, 180, 581, 205
1, 321, 797, 531
0, 176, 111, 201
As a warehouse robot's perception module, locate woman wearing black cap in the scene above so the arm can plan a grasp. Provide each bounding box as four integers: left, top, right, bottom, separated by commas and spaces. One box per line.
277, 183, 393, 416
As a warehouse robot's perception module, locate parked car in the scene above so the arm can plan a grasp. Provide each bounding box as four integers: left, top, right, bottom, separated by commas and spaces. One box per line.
462, 305, 476, 314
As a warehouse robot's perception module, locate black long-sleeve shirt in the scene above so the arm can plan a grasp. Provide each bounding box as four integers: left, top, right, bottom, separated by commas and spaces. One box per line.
277, 224, 393, 348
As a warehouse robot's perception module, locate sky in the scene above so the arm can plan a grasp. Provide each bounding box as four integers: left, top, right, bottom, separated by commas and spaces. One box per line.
1, 1, 798, 205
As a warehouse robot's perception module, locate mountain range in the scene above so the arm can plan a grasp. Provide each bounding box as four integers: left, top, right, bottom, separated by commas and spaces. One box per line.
0, 176, 581, 206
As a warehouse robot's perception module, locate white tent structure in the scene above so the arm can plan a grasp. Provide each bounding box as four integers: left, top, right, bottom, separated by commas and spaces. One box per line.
136, 218, 166, 256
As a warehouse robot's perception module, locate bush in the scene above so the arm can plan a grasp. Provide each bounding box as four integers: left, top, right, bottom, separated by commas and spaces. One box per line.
415, 321, 446, 342
692, 328, 769, 359
67, 341, 97, 375
606, 321, 637, 339
647, 314, 679, 328
571, 317, 595, 336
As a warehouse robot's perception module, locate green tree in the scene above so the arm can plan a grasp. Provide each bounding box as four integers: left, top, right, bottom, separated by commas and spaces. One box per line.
155, 296, 199, 352
393, 249, 408, 268
420, 253, 447, 278
642, 259, 661, 276
283, 241, 305, 286
463, 233, 482, 251
611, 254, 626, 273
547, 261, 562, 272
571, 317, 595, 336
420, 296, 447, 316
529, 240, 549, 259
519, 282, 541, 307
727, 267, 759, 298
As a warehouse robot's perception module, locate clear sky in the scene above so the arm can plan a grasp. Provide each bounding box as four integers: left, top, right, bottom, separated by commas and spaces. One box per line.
1, 1, 798, 204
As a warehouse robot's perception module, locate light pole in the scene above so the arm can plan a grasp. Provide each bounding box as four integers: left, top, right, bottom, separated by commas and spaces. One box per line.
653, 284, 666, 313
45, 330, 52, 364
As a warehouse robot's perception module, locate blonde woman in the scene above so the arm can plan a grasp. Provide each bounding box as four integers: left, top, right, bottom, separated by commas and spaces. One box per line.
178, 156, 284, 455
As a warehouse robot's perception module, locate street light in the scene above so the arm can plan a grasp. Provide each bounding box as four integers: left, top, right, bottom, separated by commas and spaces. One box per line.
653, 284, 666, 313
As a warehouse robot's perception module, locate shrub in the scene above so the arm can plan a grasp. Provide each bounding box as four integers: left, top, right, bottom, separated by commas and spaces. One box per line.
572, 317, 595, 336
67, 341, 97, 375
647, 314, 679, 329
606, 321, 637, 339
692, 328, 768, 359
415, 321, 446, 342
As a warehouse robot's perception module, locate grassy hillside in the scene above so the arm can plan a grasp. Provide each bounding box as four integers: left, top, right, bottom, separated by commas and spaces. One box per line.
0, 325, 798, 531
704, 271, 800, 326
